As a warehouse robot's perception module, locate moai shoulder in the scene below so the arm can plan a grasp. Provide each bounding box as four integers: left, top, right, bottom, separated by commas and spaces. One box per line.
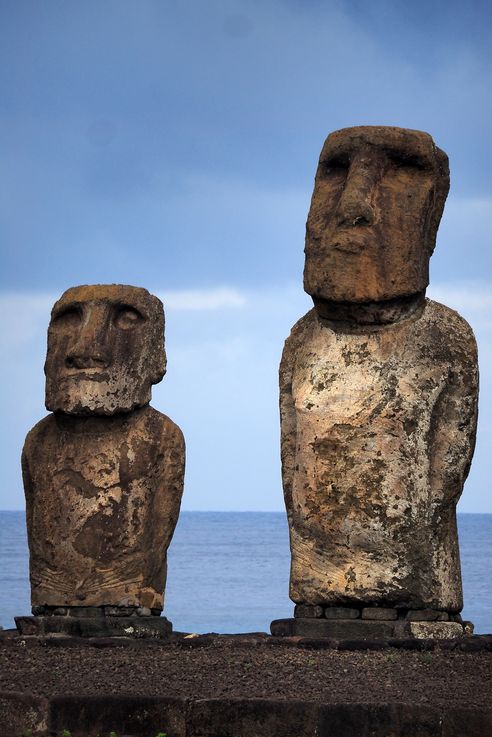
275, 127, 478, 638
20, 285, 185, 629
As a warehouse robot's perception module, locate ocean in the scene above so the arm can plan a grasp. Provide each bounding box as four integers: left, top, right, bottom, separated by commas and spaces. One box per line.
0, 511, 490, 634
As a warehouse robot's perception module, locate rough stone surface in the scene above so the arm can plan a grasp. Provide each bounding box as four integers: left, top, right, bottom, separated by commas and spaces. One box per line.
406, 609, 450, 621
22, 285, 185, 613
44, 284, 167, 415
15, 614, 172, 638
280, 127, 478, 617
408, 622, 465, 640
295, 604, 324, 618
271, 618, 400, 640
303, 126, 450, 304
1, 633, 491, 736
362, 607, 398, 621
324, 606, 360, 620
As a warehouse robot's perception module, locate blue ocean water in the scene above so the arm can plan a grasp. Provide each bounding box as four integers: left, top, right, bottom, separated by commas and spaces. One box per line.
0, 512, 490, 634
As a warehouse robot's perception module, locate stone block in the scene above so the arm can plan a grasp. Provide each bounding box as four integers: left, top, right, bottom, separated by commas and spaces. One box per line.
408, 621, 464, 639
15, 615, 173, 639
0, 693, 46, 737
271, 617, 395, 639
442, 707, 492, 737
317, 703, 442, 737
188, 698, 319, 737
48, 695, 186, 737
294, 603, 324, 618
361, 607, 398, 620
406, 609, 449, 621
324, 606, 360, 619
270, 619, 295, 637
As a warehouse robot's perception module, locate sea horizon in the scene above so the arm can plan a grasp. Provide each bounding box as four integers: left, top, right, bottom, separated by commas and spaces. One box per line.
1, 511, 491, 635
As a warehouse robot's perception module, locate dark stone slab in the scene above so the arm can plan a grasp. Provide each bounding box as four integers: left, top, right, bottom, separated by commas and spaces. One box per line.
406, 609, 450, 621
442, 707, 492, 737
337, 639, 390, 651
270, 618, 296, 636
3, 692, 492, 737
294, 603, 324, 618
188, 698, 320, 737
15, 615, 172, 639
271, 617, 398, 639
324, 606, 360, 619
317, 703, 442, 737
48, 695, 186, 737
271, 616, 471, 641
0, 692, 46, 737
361, 607, 398, 620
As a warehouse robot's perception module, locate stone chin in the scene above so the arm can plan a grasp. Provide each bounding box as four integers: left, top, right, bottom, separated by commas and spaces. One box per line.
303, 245, 430, 304
45, 374, 152, 416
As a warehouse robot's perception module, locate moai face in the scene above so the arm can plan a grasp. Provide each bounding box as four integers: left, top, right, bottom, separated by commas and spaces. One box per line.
303, 126, 450, 303
45, 285, 166, 415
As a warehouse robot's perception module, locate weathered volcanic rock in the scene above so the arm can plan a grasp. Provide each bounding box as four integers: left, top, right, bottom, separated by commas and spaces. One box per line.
280, 127, 478, 617
22, 285, 185, 613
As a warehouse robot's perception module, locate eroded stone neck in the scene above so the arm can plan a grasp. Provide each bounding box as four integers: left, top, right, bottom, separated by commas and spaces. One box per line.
53, 404, 149, 434
312, 291, 426, 327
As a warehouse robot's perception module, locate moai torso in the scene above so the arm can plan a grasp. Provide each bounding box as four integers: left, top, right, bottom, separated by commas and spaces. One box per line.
281, 127, 478, 614
22, 285, 185, 613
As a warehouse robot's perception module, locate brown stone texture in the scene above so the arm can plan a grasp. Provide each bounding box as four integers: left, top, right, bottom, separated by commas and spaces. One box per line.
303, 126, 450, 304
281, 127, 478, 614
361, 608, 398, 621
23, 285, 185, 611
45, 284, 166, 415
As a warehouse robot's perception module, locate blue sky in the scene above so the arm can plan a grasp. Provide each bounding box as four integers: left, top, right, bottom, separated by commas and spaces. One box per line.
1, 0, 491, 511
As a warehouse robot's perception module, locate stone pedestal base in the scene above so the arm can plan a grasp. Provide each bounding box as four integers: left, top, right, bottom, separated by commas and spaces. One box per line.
15, 615, 173, 639
270, 618, 469, 640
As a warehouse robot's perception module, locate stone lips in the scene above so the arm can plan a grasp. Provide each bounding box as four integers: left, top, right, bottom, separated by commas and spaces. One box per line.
45, 284, 166, 416
280, 299, 478, 611
303, 126, 450, 303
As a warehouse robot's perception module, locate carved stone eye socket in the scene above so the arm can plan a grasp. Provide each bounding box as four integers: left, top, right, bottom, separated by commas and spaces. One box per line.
388, 152, 428, 172
320, 157, 349, 179
114, 305, 143, 330
52, 307, 82, 328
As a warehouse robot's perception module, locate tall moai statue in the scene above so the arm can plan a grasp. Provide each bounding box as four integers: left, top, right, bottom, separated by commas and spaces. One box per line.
17, 285, 185, 638
272, 127, 479, 640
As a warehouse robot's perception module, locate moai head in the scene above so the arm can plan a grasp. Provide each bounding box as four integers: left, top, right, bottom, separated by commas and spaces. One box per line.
303, 126, 450, 303
45, 284, 166, 415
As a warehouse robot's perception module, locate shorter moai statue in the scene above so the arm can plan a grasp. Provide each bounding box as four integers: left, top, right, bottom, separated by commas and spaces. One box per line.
271, 127, 478, 640
17, 285, 185, 638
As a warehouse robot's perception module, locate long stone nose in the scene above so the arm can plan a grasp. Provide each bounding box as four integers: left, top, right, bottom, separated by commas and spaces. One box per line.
66, 304, 111, 369
335, 154, 378, 228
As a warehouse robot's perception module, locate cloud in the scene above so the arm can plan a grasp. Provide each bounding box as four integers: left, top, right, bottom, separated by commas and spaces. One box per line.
1, 281, 490, 512
159, 287, 246, 311
428, 281, 492, 331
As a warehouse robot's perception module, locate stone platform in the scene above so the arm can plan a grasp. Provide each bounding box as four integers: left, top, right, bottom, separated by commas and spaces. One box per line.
15, 611, 172, 639
271, 606, 473, 640
1, 631, 491, 737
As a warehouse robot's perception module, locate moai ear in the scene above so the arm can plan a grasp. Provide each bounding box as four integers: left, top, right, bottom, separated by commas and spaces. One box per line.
426, 145, 450, 255
148, 294, 167, 384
